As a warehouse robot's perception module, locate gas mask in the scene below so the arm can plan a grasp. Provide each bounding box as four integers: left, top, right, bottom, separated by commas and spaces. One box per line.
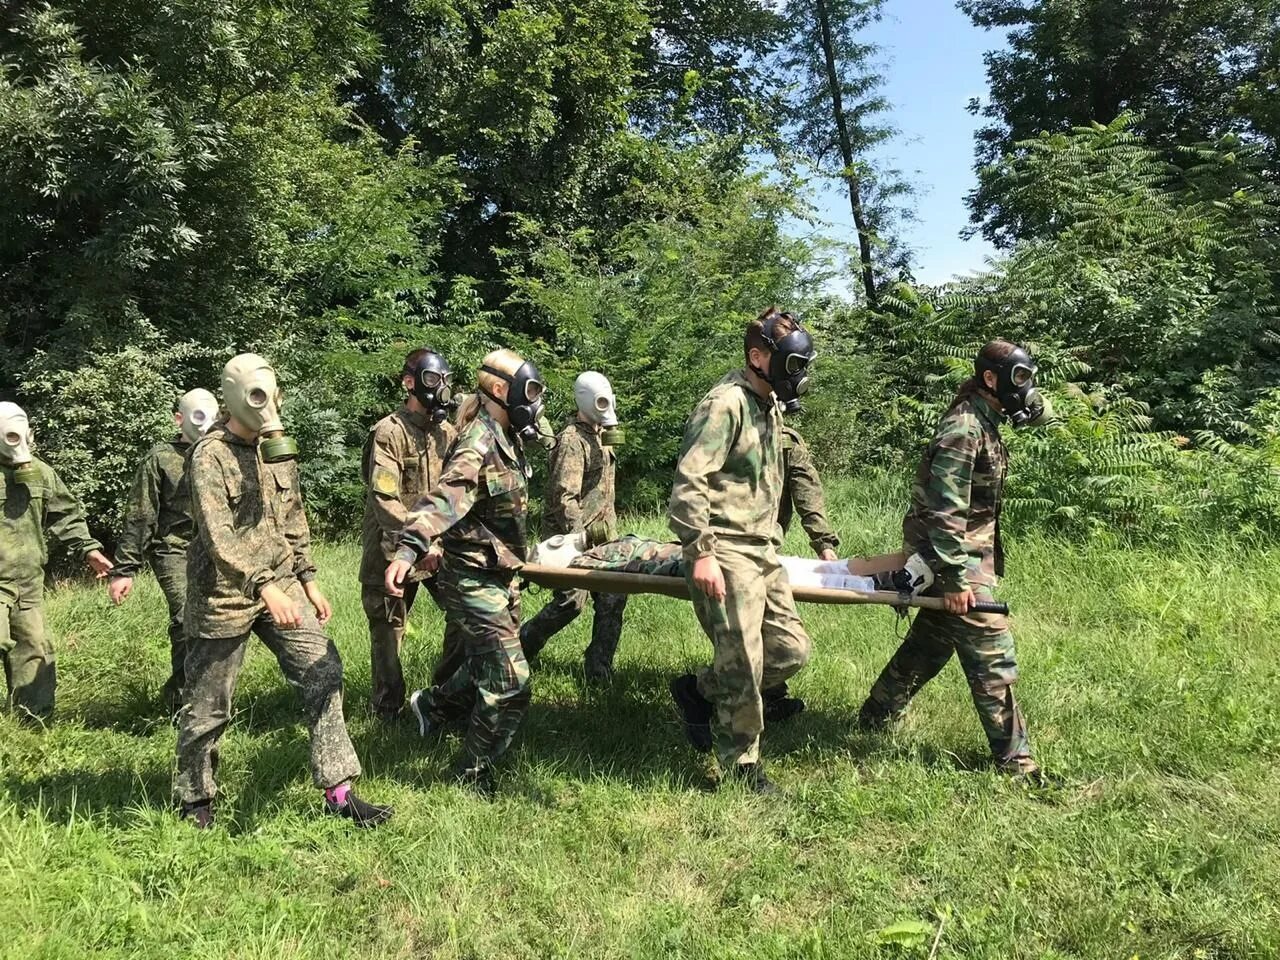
574, 371, 624, 446
221, 353, 298, 462
480, 357, 546, 446
753, 310, 816, 414
177, 388, 219, 444
872, 553, 935, 599
405, 350, 455, 424
976, 345, 1049, 428
0, 402, 40, 485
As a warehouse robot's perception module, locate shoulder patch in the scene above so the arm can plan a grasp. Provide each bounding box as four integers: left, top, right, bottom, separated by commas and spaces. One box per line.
371, 466, 399, 496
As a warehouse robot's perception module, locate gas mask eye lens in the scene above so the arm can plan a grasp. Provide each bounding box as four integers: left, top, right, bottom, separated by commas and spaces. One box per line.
785, 353, 811, 375
4, 432, 20, 445
595, 396, 610, 411
248, 387, 268, 407
421, 371, 442, 389
1012, 365, 1033, 387
525, 380, 545, 404
191, 411, 207, 424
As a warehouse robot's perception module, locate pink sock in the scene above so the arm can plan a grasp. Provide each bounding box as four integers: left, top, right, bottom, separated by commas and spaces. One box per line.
325, 783, 351, 806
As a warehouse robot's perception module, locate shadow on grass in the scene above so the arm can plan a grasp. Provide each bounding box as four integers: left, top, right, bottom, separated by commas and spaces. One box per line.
2, 763, 172, 827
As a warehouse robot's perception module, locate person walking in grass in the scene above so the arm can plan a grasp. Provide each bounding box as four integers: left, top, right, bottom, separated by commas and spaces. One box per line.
360, 348, 459, 722
386, 348, 543, 796
519, 371, 627, 681
108, 388, 218, 713
175, 354, 392, 829
857, 340, 1050, 782
0, 402, 114, 723
667, 307, 817, 795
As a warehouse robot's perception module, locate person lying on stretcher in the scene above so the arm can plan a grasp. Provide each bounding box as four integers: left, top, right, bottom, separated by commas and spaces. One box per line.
531, 532, 935, 599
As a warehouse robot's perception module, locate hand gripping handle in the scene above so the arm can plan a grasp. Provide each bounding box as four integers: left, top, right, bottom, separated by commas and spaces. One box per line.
968, 599, 1009, 616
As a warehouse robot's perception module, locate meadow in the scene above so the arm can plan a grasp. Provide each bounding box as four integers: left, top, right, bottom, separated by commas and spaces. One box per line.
2, 480, 1278, 959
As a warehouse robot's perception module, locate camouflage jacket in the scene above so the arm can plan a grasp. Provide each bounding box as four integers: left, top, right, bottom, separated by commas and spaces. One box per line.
359, 404, 455, 585
541, 419, 617, 540
668, 369, 783, 558
573, 535, 684, 577
186, 423, 318, 638
902, 394, 1007, 593
112, 438, 193, 577
0, 458, 102, 605
394, 408, 530, 572
779, 426, 839, 555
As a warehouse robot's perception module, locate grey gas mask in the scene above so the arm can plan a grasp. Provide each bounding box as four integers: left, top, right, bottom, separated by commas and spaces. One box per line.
177, 388, 219, 445
221, 354, 298, 462
0, 402, 40, 485
574, 371, 624, 446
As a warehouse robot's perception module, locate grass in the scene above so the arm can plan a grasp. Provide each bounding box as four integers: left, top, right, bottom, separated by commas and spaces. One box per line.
2, 477, 1279, 959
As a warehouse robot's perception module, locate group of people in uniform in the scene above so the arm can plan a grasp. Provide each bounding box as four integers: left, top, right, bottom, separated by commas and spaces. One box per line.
0, 306, 1051, 828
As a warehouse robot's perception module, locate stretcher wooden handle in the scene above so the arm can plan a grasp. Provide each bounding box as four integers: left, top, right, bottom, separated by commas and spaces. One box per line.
520, 564, 1009, 616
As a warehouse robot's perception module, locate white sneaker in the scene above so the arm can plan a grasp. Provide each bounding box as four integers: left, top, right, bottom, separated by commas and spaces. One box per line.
408, 689, 433, 737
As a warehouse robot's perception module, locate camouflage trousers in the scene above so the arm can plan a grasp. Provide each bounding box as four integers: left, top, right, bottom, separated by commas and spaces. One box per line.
688, 541, 811, 769
174, 580, 361, 804
519, 588, 628, 679
361, 576, 461, 721
0, 588, 54, 721
863, 591, 1034, 772
151, 553, 189, 710
422, 560, 530, 776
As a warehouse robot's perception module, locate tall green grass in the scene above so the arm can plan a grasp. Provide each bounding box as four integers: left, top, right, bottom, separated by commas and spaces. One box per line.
2, 478, 1278, 958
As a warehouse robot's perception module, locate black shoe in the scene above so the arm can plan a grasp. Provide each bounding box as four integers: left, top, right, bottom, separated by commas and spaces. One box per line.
583, 658, 614, 684
669, 674, 713, 752
453, 763, 497, 798
180, 800, 215, 829
325, 792, 394, 828
856, 699, 892, 732
726, 763, 780, 796
762, 684, 805, 724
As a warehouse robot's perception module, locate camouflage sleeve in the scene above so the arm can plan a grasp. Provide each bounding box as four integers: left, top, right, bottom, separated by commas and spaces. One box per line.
364, 423, 410, 535
786, 433, 840, 554
668, 390, 737, 557
283, 464, 317, 583
112, 449, 162, 577
544, 430, 586, 536
42, 465, 102, 560
189, 445, 276, 598
394, 440, 485, 562
925, 414, 978, 592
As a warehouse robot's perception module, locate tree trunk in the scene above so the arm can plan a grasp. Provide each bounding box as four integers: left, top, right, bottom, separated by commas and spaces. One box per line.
813, 0, 878, 306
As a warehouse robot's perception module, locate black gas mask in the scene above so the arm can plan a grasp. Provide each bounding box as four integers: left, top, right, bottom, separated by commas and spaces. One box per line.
753, 311, 816, 414
405, 350, 455, 424
480, 359, 546, 445
976, 345, 1047, 428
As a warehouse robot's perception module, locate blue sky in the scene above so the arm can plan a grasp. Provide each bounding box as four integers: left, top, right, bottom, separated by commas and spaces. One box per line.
812, 0, 1002, 285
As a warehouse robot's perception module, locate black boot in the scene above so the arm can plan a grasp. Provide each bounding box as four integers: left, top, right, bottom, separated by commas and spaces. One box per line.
180, 800, 215, 829
762, 683, 805, 724
669, 674, 713, 751
856, 698, 893, 732
325, 791, 394, 828
725, 762, 780, 796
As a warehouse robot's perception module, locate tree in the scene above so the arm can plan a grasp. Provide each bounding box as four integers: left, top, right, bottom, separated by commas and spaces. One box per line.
962, 0, 1280, 245
777, 0, 909, 305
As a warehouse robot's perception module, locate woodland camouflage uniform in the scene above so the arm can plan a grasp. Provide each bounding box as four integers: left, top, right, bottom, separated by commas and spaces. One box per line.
860, 393, 1036, 773
669, 370, 811, 770
395, 407, 531, 781
360, 404, 456, 719
175, 423, 361, 806
520, 418, 625, 678
112, 438, 194, 708
0, 458, 101, 719
779, 426, 839, 555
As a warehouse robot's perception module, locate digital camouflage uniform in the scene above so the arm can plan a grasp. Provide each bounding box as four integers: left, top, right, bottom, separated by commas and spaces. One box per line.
395, 408, 531, 779
779, 426, 839, 555
175, 423, 361, 805
861, 394, 1035, 773
573, 536, 684, 576
0, 458, 101, 719
520, 419, 625, 678
360, 405, 456, 718
112, 438, 194, 707
669, 370, 811, 770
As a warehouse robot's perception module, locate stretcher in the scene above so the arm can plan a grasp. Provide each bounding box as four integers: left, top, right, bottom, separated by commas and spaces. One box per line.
521, 539, 1009, 616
